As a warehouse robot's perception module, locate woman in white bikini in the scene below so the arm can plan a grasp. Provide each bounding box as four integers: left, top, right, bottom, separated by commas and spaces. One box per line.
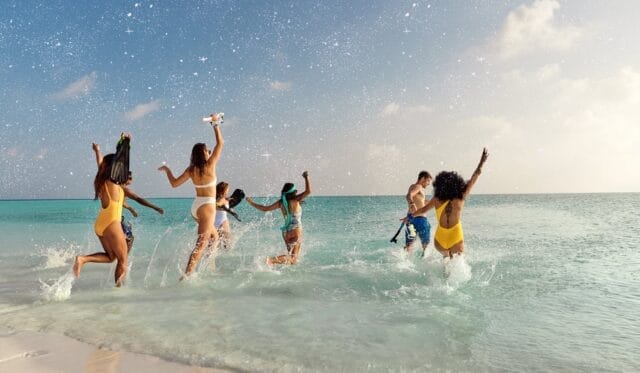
246, 171, 311, 265
215, 181, 233, 250
158, 114, 224, 278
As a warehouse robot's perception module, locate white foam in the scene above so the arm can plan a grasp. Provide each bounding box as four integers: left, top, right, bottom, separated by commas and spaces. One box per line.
39, 272, 75, 302
390, 247, 417, 272
444, 254, 472, 289
38, 245, 78, 269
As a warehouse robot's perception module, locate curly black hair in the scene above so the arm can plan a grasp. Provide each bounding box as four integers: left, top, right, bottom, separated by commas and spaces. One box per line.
433, 171, 467, 200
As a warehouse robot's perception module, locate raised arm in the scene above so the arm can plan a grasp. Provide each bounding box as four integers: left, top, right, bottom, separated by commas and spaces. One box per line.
124, 187, 164, 215
206, 122, 224, 167
296, 171, 311, 201
245, 197, 281, 212
92, 143, 103, 169
158, 165, 190, 188
463, 148, 489, 199
406, 183, 421, 214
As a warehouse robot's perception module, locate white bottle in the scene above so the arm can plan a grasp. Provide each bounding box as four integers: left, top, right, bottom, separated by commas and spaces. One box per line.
202, 112, 224, 125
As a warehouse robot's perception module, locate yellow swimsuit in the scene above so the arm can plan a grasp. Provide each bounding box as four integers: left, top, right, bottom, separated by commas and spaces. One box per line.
94, 184, 124, 237
434, 200, 464, 250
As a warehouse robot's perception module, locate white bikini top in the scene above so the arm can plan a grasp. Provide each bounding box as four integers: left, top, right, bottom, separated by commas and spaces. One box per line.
194, 178, 217, 188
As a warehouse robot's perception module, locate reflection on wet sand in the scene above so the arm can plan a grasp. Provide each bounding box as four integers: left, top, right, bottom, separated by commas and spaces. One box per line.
85, 349, 121, 373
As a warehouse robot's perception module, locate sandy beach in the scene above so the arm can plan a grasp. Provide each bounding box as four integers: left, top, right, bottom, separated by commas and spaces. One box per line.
0, 327, 224, 373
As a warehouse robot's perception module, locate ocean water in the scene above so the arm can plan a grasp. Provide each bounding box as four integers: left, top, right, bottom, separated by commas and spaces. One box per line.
0, 194, 639, 371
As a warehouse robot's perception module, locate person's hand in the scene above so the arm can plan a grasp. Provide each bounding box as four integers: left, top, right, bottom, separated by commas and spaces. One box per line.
131, 209, 139, 218
302, 171, 309, 178
156, 207, 165, 215
245, 197, 253, 203
92, 143, 100, 152
479, 148, 489, 165
121, 132, 132, 140
158, 165, 169, 173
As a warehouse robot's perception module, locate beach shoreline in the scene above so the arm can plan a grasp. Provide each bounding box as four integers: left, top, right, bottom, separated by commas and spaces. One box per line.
0, 327, 226, 372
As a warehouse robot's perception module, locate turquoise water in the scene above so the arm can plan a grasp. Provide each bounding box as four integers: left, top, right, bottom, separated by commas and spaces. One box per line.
0, 195, 639, 371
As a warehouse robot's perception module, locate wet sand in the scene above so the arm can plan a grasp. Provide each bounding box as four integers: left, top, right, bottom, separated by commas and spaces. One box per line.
0, 328, 225, 373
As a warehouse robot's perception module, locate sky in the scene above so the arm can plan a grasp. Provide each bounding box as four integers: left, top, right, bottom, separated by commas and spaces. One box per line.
1, 0, 639, 198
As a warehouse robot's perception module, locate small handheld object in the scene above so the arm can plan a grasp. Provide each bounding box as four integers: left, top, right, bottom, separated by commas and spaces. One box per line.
228, 188, 245, 208
110, 135, 131, 184
202, 112, 224, 125
390, 222, 405, 243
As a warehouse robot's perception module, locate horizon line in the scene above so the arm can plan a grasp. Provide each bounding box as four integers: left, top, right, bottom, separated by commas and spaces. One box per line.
1, 191, 639, 202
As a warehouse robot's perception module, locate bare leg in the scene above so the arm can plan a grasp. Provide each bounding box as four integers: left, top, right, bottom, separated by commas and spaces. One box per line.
74, 236, 116, 277
267, 229, 302, 265
126, 236, 134, 254
101, 222, 129, 287
434, 240, 464, 259
183, 204, 217, 278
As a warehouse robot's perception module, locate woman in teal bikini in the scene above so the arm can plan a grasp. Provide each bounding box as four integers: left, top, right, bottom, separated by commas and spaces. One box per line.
246, 171, 311, 265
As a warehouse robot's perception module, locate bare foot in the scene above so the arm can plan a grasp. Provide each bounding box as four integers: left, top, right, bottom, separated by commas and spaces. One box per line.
73, 256, 83, 277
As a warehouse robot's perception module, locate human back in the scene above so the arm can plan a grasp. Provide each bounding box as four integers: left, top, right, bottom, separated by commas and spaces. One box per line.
189, 142, 218, 198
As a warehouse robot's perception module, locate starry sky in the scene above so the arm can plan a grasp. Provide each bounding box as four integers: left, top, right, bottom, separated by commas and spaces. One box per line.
1, 0, 639, 198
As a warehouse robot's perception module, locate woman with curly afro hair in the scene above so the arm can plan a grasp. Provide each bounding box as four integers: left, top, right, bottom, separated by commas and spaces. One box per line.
405, 148, 488, 258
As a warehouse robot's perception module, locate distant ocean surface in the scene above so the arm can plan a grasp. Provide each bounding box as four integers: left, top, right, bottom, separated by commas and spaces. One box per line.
0, 194, 639, 371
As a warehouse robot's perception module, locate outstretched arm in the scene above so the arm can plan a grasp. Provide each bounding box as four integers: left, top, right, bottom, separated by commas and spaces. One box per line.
124, 187, 164, 215
206, 122, 224, 167
463, 148, 489, 199
412, 197, 436, 216
123, 201, 138, 217
245, 197, 281, 212
92, 143, 103, 169
296, 171, 311, 201
158, 165, 190, 188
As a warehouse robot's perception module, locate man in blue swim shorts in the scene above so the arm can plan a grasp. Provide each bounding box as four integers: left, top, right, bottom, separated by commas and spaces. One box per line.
404, 171, 432, 256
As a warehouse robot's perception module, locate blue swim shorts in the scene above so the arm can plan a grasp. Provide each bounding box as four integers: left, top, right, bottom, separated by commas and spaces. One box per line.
405, 216, 431, 247
121, 218, 134, 241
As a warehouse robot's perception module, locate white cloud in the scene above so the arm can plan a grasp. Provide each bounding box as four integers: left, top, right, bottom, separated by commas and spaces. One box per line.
381, 102, 432, 117
269, 80, 291, 91
51, 72, 97, 100
493, 0, 582, 60
382, 102, 400, 116
481, 66, 640, 192
124, 100, 161, 121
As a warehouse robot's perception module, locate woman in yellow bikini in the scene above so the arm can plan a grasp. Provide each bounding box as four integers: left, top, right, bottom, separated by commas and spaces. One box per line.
74, 135, 135, 287
158, 114, 224, 278
405, 148, 488, 258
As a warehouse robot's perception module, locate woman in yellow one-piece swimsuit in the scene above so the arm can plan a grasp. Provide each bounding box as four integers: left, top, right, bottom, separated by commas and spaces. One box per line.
74, 136, 134, 287
405, 148, 488, 258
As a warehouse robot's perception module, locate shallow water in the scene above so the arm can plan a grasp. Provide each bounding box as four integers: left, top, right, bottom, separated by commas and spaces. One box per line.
0, 194, 639, 371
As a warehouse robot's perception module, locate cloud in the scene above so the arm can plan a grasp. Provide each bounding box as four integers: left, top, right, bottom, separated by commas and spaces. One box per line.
381, 102, 432, 117
124, 100, 161, 121
269, 80, 291, 91
382, 102, 400, 116
493, 0, 582, 60
51, 72, 97, 100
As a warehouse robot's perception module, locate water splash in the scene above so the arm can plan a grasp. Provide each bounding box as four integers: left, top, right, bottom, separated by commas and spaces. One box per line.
143, 226, 173, 288
444, 254, 472, 290
39, 272, 75, 302
37, 245, 78, 269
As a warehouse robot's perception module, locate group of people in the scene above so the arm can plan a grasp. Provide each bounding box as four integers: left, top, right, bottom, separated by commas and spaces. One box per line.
74, 114, 312, 286
73, 113, 488, 287
401, 148, 489, 259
